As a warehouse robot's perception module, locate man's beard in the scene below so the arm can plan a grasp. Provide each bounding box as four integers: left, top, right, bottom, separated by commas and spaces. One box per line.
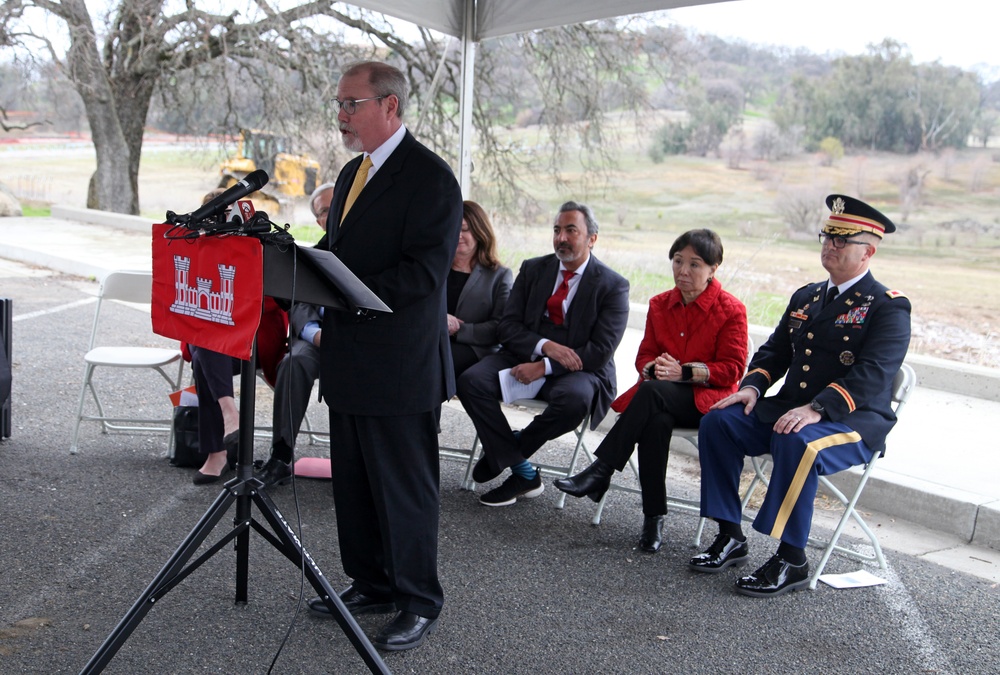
341, 126, 363, 152
555, 246, 580, 263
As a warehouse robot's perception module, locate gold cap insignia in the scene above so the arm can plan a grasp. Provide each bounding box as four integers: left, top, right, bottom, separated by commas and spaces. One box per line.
831, 197, 846, 215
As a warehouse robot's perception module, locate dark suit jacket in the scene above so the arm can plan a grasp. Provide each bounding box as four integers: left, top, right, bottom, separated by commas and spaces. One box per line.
498, 253, 630, 429
319, 131, 463, 416
453, 263, 513, 360
744, 271, 911, 454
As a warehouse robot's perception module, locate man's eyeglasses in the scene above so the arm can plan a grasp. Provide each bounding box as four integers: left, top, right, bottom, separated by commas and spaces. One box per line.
332, 96, 386, 115
818, 233, 870, 249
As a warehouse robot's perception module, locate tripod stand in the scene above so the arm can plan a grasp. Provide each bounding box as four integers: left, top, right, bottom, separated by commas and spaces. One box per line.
81, 236, 390, 674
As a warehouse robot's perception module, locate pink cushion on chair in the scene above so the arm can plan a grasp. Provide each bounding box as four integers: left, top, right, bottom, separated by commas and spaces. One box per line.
293, 456, 331, 479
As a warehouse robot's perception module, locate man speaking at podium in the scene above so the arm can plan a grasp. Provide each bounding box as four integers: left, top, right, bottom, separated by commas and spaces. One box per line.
305, 61, 463, 652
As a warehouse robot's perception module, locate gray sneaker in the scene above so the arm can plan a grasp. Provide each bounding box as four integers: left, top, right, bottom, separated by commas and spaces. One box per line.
479, 471, 544, 507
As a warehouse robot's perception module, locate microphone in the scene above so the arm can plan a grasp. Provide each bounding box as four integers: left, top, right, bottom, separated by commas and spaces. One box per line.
180, 169, 269, 225
231, 199, 256, 224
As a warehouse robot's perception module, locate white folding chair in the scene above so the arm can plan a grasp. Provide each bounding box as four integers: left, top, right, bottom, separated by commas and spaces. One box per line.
695, 363, 917, 589
70, 270, 185, 454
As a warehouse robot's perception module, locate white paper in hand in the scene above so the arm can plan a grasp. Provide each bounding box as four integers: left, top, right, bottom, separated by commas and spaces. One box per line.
499, 368, 545, 404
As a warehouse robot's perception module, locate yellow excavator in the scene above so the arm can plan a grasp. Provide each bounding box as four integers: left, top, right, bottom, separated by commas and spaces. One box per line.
218, 129, 320, 217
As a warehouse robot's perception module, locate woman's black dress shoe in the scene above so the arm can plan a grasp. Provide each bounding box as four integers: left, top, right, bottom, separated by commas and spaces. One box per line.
192, 464, 231, 485
553, 459, 614, 502
638, 515, 663, 553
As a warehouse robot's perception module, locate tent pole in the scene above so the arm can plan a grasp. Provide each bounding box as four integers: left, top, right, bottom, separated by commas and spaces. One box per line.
458, 0, 477, 196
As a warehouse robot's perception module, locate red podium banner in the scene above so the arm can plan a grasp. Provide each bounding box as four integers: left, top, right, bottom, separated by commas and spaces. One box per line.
151, 224, 264, 361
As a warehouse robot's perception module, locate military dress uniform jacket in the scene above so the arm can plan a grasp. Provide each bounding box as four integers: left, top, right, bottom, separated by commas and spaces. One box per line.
743, 271, 911, 455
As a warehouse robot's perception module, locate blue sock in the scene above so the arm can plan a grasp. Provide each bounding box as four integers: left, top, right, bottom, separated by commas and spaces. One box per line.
510, 461, 537, 480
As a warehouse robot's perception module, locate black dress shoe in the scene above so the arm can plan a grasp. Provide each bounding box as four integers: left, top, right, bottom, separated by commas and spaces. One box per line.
735, 554, 810, 597
307, 586, 395, 617
192, 462, 232, 485
638, 515, 663, 553
255, 457, 292, 487
688, 533, 750, 573
223, 430, 240, 466
472, 455, 503, 484
553, 459, 614, 502
372, 611, 438, 651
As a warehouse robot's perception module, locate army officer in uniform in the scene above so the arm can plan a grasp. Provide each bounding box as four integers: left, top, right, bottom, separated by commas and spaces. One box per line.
689, 194, 911, 597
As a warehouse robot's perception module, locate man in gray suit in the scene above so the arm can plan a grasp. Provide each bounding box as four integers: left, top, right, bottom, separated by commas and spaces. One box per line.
254, 183, 335, 487
457, 201, 630, 507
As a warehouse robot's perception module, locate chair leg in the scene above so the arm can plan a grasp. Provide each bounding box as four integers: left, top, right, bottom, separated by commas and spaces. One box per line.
461, 434, 480, 491
809, 455, 885, 589
555, 417, 591, 511
70, 364, 95, 454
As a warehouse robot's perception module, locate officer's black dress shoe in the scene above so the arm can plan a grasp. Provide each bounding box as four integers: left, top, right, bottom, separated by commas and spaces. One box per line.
688, 533, 750, 573
553, 459, 614, 502
735, 554, 810, 597
255, 457, 292, 487
638, 515, 663, 553
307, 586, 395, 617
372, 611, 438, 651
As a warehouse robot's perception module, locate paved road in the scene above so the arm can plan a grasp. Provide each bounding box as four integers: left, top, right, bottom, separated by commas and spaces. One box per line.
1, 261, 998, 673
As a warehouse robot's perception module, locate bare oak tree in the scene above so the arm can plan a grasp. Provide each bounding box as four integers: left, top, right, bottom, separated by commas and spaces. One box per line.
1, 1, 664, 217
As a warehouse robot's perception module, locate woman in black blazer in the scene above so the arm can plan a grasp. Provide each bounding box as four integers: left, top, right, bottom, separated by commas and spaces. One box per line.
446, 201, 513, 377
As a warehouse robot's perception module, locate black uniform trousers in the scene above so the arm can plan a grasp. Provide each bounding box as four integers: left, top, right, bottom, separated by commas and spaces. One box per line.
594, 380, 701, 516
328, 408, 443, 619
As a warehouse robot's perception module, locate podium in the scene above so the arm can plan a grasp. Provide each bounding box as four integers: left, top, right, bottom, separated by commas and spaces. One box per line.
81, 236, 391, 674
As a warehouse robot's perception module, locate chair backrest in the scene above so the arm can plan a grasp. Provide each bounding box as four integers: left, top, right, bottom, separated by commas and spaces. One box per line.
88, 270, 154, 350
100, 270, 153, 304
891, 362, 917, 416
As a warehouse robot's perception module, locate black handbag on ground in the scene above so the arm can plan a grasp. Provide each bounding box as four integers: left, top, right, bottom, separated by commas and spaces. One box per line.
170, 406, 201, 468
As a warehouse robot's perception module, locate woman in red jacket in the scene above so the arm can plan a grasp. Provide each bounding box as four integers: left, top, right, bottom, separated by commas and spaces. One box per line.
555, 229, 747, 552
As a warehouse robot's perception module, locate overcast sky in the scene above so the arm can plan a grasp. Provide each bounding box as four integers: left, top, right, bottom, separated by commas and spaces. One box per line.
664, 0, 999, 73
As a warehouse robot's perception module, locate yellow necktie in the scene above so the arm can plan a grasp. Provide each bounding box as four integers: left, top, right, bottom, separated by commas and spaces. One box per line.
341, 155, 373, 224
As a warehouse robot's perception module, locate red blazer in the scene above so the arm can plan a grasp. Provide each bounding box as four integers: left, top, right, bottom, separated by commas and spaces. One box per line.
611, 279, 747, 415
181, 296, 289, 387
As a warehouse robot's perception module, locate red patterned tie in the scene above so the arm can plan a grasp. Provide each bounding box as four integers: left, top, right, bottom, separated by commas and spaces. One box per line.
546, 270, 574, 325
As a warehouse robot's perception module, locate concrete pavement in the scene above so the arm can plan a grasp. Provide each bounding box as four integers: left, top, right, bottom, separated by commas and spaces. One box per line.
1, 207, 998, 580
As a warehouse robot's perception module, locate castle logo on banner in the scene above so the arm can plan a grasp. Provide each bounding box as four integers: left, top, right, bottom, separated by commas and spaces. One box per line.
169, 255, 236, 326
151, 223, 264, 361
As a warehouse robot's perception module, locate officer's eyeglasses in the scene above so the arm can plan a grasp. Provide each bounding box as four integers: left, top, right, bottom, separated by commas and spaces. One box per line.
818, 233, 870, 249
332, 96, 386, 115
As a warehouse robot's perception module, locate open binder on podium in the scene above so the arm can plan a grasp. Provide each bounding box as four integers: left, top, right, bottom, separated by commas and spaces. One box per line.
85, 230, 392, 675
264, 243, 391, 315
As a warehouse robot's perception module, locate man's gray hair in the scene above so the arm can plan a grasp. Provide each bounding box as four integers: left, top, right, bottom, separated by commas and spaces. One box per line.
341, 61, 409, 120
556, 201, 599, 236
309, 182, 336, 217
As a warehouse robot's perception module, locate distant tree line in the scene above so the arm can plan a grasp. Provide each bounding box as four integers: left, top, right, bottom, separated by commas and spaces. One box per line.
650, 38, 998, 161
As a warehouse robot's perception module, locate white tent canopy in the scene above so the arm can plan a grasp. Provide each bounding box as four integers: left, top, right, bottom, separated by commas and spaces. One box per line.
342, 0, 734, 191
348, 0, 727, 41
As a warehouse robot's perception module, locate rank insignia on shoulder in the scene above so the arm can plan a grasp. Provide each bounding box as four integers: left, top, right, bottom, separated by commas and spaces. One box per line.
886, 289, 907, 299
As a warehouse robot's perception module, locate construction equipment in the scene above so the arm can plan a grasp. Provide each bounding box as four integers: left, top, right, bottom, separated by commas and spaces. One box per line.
219, 129, 320, 216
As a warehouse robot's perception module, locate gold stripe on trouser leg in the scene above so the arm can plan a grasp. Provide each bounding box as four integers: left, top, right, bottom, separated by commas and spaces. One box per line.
770, 431, 863, 539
